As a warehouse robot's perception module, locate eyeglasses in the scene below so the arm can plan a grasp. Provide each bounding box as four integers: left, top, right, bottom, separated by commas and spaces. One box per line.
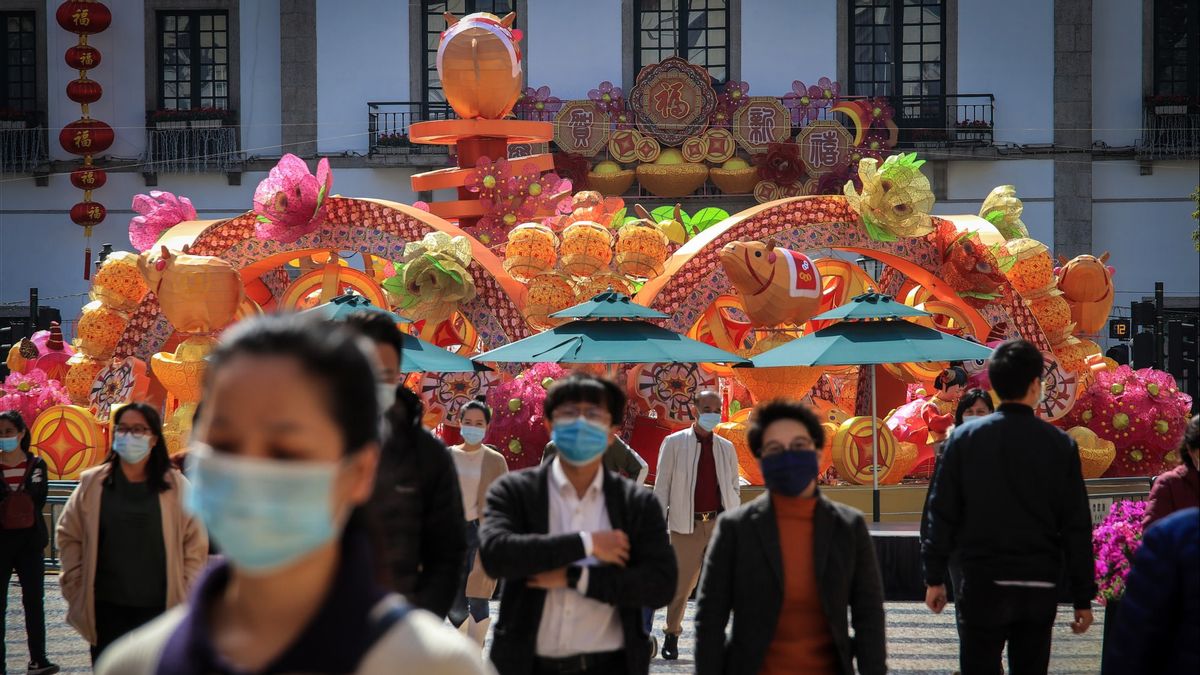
551, 406, 611, 425
115, 426, 153, 437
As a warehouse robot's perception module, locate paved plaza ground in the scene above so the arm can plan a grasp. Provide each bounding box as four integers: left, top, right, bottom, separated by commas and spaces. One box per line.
6, 580, 1103, 673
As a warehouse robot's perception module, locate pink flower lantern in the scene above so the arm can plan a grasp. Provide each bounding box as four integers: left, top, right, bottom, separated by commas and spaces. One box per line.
128, 191, 197, 252
253, 153, 333, 243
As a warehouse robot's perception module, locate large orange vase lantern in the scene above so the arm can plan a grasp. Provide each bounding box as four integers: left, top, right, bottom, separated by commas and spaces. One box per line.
437, 12, 523, 120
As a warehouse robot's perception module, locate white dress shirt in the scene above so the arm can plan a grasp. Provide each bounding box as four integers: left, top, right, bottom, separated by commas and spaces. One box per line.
535, 458, 625, 658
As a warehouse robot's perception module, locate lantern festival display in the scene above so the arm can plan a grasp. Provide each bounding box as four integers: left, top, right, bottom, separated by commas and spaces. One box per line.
57, 0, 114, 280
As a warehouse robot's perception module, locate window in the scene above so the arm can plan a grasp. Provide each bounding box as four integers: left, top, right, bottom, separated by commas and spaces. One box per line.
1154, 0, 1199, 96
422, 1, 514, 104
635, 0, 729, 84
157, 11, 229, 110
1, 11, 37, 112
849, 0, 944, 131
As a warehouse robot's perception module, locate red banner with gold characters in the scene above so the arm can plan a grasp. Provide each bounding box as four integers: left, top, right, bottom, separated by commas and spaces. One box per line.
57, 0, 112, 280
628, 56, 717, 147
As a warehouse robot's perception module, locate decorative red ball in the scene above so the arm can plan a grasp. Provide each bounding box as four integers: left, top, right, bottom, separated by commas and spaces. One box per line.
55, 1, 112, 35
70, 201, 107, 227
65, 44, 102, 70
70, 167, 107, 190
59, 118, 114, 155
66, 78, 103, 104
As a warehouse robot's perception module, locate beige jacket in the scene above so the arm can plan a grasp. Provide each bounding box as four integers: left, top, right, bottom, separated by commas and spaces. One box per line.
57, 463, 208, 645
95, 599, 495, 675
464, 446, 508, 599
653, 426, 740, 535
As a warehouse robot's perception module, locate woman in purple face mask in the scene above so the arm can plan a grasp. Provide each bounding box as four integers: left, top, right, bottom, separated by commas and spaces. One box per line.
57, 402, 208, 664
693, 400, 887, 675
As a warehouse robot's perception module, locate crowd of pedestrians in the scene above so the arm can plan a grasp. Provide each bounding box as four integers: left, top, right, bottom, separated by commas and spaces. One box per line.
3, 322, 1198, 675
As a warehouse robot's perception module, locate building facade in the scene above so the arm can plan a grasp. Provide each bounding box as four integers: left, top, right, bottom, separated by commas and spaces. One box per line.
1, 0, 1197, 335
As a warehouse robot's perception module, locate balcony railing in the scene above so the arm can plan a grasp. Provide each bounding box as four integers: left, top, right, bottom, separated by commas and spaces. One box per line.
368, 101, 453, 156
0, 117, 48, 174
1137, 101, 1200, 160
143, 114, 242, 174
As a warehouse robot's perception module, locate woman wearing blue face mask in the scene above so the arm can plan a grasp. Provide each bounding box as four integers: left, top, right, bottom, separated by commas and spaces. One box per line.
95, 315, 488, 675
448, 397, 507, 651
1, 410, 58, 675
57, 402, 208, 664
694, 400, 887, 675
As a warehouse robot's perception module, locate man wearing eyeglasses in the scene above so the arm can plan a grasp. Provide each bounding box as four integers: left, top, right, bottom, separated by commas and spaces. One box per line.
653, 390, 741, 661
479, 374, 676, 675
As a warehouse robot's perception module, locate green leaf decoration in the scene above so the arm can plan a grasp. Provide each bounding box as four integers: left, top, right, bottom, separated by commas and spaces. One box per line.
983, 209, 1007, 226
255, 214, 271, 224
381, 270, 406, 296
689, 207, 729, 234
958, 290, 1002, 300
862, 215, 898, 243
424, 254, 463, 286
650, 205, 679, 223
622, 215, 641, 226
630, 280, 645, 294
729, 400, 742, 416
990, 245, 1018, 274
316, 183, 327, 207
608, 208, 627, 228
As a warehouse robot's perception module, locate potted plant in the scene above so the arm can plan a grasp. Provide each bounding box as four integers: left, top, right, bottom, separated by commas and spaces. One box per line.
1146, 94, 1190, 115
374, 132, 410, 154
1093, 499, 1146, 670
954, 119, 993, 142
0, 109, 35, 130
148, 108, 236, 129
189, 107, 233, 128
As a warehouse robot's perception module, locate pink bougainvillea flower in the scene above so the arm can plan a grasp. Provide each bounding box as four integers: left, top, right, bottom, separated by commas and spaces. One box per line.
709, 106, 732, 129
253, 153, 333, 243
517, 85, 562, 120
465, 156, 512, 201
866, 97, 895, 127
783, 80, 819, 125
815, 77, 841, 105
128, 191, 197, 252
721, 80, 751, 110
471, 217, 509, 248
587, 81, 625, 114
612, 108, 634, 130
856, 129, 891, 160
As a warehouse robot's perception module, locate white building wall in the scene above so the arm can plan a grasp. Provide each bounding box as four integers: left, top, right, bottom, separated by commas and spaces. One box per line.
525, 0, 622, 99
242, 0, 283, 157
1091, 0, 1142, 148
740, 0, 837, 95
940, 160, 1055, 246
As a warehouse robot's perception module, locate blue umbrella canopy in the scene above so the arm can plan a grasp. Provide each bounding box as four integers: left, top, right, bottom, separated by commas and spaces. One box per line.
471, 320, 748, 365
810, 291, 929, 322
748, 319, 994, 368
551, 289, 669, 320
302, 293, 411, 324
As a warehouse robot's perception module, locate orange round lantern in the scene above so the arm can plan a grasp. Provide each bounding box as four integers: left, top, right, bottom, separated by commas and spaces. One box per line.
615, 221, 669, 279
560, 221, 614, 277
503, 223, 558, 282
91, 251, 148, 311
831, 416, 897, 486
76, 300, 128, 359
524, 273, 575, 329
574, 272, 633, 301
1026, 293, 1073, 341
64, 353, 106, 406
1002, 238, 1055, 293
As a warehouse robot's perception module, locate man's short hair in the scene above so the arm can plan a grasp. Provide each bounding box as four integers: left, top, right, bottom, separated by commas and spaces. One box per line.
342, 311, 404, 369
543, 372, 626, 425
987, 339, 1044, 401
747, 400, 825, 458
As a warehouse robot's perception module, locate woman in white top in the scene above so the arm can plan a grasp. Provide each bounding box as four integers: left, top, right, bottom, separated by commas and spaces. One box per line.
448, 398, 508, 650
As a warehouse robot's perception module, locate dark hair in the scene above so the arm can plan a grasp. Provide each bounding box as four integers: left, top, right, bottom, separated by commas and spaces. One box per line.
935, 366, 968, 391
206, 314, 380, 453
954, 388, 995, 425
108, 402, 173, 493
1182, 415, 1199, 471
461, 395, 492, 423
543, 373, 626, 425
342, 311, 404, 371
987, 339, 1043, 401
0, 409, 32, 454
747, 400, 825, 458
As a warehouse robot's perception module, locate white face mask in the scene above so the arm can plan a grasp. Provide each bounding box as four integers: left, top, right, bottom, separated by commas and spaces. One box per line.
377, 383, 397, 415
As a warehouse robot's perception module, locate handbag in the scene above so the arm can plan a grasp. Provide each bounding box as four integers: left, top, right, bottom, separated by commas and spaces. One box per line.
0, 462, 35, 530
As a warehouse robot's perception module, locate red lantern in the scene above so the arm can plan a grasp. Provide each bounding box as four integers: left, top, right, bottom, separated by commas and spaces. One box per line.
59, 118, 115, 155
65, 44, 102, 70
66, 78, 103, 105
55, 1, 112, 35
70, 201, 107, 228
70, 167, 107, 190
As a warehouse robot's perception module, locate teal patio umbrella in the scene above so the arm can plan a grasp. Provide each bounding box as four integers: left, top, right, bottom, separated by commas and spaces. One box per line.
745, 292, 994, 521
471, 290, 748, 366
305, 294, 484, 373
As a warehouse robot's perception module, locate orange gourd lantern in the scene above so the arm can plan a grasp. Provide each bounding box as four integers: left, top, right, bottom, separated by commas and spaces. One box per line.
76, 300, 128, 360
1055, 252, 1114, 336
1002, 238, 1055, 293
615, 220, 669, 280
524, 273, 576, 329
64, 353, 106, 407
437, 12, 523, 120
91, 251, 148, 311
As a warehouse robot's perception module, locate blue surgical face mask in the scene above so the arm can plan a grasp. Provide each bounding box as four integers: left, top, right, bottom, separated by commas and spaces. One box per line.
697, 413, 722, 432
185, 444, 346, 574
552, 418, 610, 466
460, 425, 486, 446
112, 433, 151, 464
376, 383, 397, 415
0, 436, 20, 453
760, 451, 819, 497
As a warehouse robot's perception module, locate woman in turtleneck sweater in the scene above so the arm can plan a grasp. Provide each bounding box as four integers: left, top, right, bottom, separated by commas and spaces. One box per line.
694, 400, 887, 675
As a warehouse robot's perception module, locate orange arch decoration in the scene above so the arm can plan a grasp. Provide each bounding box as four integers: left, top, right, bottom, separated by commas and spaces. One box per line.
30, 405, 106, 479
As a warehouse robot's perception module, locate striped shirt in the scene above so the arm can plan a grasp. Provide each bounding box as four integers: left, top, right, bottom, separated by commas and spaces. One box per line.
3, 460, 27, 491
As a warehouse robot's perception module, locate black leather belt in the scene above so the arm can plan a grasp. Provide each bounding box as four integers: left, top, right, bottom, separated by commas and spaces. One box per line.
694, 510, 720, 522
533, 649, 624, 674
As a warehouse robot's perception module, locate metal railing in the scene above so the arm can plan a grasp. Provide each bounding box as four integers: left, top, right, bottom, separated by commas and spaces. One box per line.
367, 101, 453, 156
0, 123, 48, 174
143, 118, 242, 174
1137, 102, 1200, 160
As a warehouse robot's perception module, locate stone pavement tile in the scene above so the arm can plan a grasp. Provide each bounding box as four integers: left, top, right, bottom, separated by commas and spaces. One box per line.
7, 582, 1103, 674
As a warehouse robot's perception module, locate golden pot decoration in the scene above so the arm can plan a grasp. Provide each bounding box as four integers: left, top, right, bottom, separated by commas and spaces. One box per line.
715, 418, 762, 486
586, 168, 635, 197
1066, 426, 1116, 479
560, 221, 614, 278
634, 162, 709, 198
709, 165, 760, 194
503, 222, 558, 282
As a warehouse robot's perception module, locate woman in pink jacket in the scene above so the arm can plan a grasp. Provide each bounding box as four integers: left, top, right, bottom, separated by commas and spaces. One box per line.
56, 402, 208, 662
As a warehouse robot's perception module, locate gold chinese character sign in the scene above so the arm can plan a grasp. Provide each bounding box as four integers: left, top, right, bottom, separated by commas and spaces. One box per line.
628, 57, 717, 147
732, 97, 791, 154
553, 101, 610, 157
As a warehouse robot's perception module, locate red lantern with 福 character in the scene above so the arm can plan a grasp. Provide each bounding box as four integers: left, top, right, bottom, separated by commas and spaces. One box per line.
70, 201, 107, 228
70, 167, 106, 190
59, 118, 114, 155
65, 44, 101, 70
66, 78, 103, 105
55, 1, 112, 35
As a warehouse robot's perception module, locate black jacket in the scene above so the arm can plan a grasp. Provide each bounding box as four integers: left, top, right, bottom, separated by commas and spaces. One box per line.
694, 492, 887, 675
0, 452, 50, 549
921, 403, 1096, 609
478, 462, 676, 675
366, 400, 466, 619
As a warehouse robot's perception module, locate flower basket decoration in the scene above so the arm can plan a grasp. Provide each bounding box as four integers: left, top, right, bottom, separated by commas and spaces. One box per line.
587, 164, 636, 196
383, 232, 477, 325
635, 159, 709, 198
503, 222, 558, 282
560, 221, 613, 277
252, 154, 333, 244
1092, 500, 1146, 606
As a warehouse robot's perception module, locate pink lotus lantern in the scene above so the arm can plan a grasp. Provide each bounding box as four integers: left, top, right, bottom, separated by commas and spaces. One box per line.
128, 191, 197, 252
253, 154, 333, 243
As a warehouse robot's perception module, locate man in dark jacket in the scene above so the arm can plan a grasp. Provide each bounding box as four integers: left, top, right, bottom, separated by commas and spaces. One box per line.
922, 339, 1095, 674
344, 311, 467, 619
480, 374, 676, 675
1102, 506, 1199, 674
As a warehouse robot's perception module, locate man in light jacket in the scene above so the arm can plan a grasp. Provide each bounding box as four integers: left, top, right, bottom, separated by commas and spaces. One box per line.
653, 390, 740, 660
